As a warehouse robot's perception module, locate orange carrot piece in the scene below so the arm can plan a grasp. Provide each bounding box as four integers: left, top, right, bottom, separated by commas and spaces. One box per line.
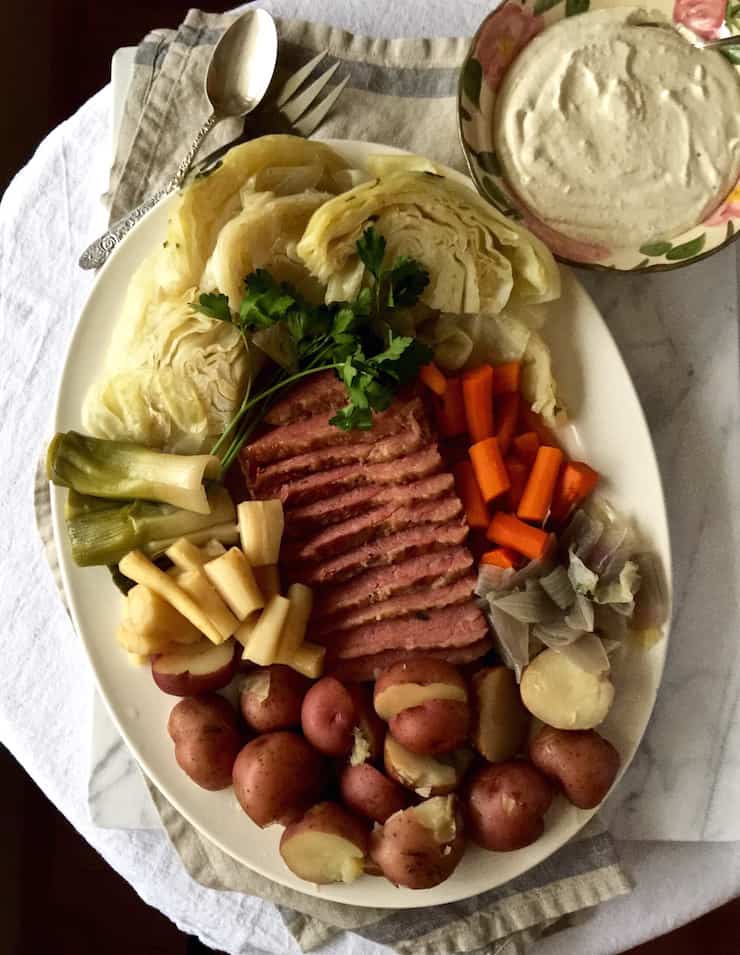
496, 393, 519, 456
453, 460, 490, 529
481, 547, 520, 569
491, 361, 521, 395
513, 431, 540, 466
470, 437, 510, 503
550, 461, 600, 523
517, 446, 564, 523
486, 512, 551, 561
462, 365, 495, 442
504, 456, 529, 512
436, 377, 467, 438
419, 362, 448, 397
519, 404, 557, 447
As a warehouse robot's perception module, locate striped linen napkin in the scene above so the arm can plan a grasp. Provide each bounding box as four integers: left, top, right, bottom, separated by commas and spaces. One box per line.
41, 8, 633, 951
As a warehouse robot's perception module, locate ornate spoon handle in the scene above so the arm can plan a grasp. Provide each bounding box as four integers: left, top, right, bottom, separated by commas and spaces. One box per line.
78, 113, 218, 271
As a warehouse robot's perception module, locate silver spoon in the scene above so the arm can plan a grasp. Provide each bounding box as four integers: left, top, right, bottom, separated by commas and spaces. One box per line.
79, 9, 278, 271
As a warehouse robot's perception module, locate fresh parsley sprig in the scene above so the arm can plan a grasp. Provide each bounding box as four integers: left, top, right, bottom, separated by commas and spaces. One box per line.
192, 227, 432, 472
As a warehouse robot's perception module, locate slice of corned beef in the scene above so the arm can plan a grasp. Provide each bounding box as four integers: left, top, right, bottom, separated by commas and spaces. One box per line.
319, 601, 488, 660
316, 574, 477, 634
284, 473, 455, 537
263, 371, 347, 425
284, 495, 462, 563
313, 547, 474, 617
274, 446, 443, 508
327, 638, 492, 683
250, 424, 429, 497
297, 521, 469, 586
244, 398, 426, 468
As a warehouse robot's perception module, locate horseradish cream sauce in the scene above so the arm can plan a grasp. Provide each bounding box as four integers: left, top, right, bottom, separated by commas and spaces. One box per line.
493, 8, 740, 246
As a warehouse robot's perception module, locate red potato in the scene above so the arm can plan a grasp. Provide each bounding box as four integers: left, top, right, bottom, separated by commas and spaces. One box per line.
471, 666, 530, 763
384, 734, 472, 797
239, 664, 310, 733
280, 802, 370, 884
152, 640, 239, 697
339, 763, 410, 824
369, 795, 466, 889
529, 726, 621, 809
374, 657, 470, 755
167, 694, 242, 791
232, 732, 325, 827
464, 761, 553, 852
301, 677, 383, 760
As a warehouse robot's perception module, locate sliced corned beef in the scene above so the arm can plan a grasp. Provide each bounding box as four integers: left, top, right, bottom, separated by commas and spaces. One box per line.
314, 547, 474, 617
297, 521, 468, 586
284, 473, 455, 537
316, 574, 477, 634
327, 638, 492, 683
263, 371, 347, 425
274, 446, 443, 508
250, 424, 428, 497
284, 495, 462, 563
320, 601, 488, 659
243, 398, 426, 468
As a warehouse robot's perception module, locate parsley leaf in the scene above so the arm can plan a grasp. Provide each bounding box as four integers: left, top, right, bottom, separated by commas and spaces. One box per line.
192, 292, 232, 323
385, 256, 430, 309
356, 227, 386, 279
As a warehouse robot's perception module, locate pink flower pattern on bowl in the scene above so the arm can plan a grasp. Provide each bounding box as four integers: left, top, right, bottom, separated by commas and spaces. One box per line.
474, 3, 544, 88
672, 0, 725, 39
703, 182, 740, 226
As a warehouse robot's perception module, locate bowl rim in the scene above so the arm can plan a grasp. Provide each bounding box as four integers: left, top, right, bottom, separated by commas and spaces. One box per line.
456, 1, 740, 274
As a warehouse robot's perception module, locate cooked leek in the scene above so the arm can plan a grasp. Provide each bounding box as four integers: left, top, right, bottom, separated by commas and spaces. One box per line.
47, 431, 220, 514
64, 486, 235, 566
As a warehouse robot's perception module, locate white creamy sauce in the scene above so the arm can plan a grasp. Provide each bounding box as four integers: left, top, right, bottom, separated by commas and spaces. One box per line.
493, 8, 740, 246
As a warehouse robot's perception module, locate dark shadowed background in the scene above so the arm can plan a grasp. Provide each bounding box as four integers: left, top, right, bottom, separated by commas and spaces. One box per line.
1, 2, 737, 953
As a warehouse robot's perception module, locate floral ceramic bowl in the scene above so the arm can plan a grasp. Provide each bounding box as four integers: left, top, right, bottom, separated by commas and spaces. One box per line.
458, 0, 740, 271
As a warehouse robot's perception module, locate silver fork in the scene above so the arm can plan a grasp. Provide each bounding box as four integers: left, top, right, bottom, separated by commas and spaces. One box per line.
193, 51, 349, 177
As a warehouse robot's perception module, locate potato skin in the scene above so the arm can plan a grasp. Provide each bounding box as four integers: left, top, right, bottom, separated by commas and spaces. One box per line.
529, 726, 620, 809
301, 676, 357, 757
369, 799, 466, 889
339, 763, 410, 823
465, 762, 553, 851
389, 699, 470, 755
167, 694, 242, 791
374, 658, 467, 698
239, 665, 310, 733
232, 731, 325, 827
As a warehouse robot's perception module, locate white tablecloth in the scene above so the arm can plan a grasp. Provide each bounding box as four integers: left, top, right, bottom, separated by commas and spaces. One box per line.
1, 2, 738, 952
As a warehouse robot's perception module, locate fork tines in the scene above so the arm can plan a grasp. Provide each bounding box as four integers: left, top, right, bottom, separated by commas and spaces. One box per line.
278, 50, 349, 138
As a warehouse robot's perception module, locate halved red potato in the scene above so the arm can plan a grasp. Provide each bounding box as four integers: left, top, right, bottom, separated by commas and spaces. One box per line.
152, 640, 239, 696
239, 664, 310, 733
232, 732, 325, 827
279, 802, 370, 884
374, 658, 470, 754
369, 795, 465, 889
384, 734, 472, 797
339, 763, 410, 824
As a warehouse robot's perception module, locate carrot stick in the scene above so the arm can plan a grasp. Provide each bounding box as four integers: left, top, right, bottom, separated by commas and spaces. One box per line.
550, 461, 600, 523
504, 456, 529, 511
517, 446, 564, 523
486, 512, 551, 561
512, 431, 540, 466
481, 547, 521, 569
436, 377, 467, 438
491, 361, 521, 395
419, 362, 448, 397
518, 404, 557, 447
496, 393, 519, 456
462, 365, 495, 442
470, 437, 510, 503
453, 460, 489, 529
